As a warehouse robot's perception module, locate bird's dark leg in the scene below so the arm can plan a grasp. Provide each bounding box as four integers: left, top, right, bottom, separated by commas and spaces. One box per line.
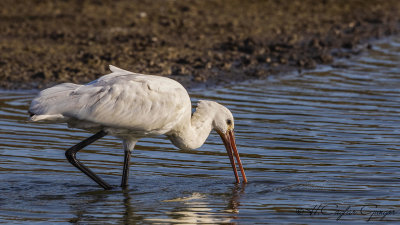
121, 150, 132, 188
65, 130, 112, 190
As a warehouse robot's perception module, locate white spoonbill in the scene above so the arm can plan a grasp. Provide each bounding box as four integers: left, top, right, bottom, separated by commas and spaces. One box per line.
29, 65, 247, 189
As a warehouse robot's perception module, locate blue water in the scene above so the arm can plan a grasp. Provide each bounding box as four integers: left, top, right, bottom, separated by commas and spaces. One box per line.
1, 37, 400, 224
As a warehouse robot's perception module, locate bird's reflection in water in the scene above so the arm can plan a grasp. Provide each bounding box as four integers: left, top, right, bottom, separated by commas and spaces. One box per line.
142, 183, 247, 224
121, 189, 143, 224
66, 182, 247, 224
227, 183, 246, 216
68, 190, 110, 224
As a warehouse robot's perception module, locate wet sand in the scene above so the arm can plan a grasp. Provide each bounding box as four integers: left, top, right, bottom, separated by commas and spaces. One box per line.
0, 0, 399, 89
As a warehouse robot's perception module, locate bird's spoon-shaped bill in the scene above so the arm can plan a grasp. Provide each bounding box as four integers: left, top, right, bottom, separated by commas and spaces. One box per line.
229, 130, 247, 183
219, 130, 247, 183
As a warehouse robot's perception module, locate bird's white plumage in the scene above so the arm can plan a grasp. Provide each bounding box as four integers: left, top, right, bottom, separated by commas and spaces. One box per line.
30, 65, 236, 151
29, 65, 247, 187
30, 65, 191, 138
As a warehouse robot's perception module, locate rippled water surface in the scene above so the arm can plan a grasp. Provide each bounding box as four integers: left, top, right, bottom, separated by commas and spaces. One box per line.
2, 37, 400, 224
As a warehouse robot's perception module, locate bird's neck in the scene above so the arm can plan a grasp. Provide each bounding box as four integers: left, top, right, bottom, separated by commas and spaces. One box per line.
168, 105, 214, 150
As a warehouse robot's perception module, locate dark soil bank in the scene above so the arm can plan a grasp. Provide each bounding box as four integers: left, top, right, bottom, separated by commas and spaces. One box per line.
1, 0, 400, 89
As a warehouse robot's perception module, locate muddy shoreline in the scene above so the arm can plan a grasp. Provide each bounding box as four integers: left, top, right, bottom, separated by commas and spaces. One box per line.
1, 0, 400, 90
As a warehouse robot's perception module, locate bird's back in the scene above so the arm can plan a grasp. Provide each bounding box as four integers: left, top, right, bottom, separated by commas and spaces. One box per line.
30, 65, 192, 137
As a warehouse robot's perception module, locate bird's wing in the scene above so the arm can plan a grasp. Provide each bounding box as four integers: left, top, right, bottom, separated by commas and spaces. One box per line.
30, 66, 191, 134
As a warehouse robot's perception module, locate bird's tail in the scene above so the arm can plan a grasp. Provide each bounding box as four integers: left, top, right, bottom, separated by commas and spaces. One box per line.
29, 83, 79, 122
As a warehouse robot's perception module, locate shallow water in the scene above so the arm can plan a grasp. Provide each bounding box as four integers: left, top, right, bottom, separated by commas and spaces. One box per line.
1, 37, 400, 224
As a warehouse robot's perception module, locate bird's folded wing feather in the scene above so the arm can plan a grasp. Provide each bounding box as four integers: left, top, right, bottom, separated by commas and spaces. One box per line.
30, 71, 190, 133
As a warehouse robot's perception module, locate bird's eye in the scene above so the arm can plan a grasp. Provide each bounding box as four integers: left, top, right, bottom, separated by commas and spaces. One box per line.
227, 119, 232, 125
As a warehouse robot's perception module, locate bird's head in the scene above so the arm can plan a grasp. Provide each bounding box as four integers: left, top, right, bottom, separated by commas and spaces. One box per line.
212, 103, 235, 134
199, 101, 247, 183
